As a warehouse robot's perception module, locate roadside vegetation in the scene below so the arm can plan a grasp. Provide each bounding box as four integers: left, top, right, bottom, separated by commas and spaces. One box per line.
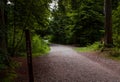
0, 34, 50, 82
20, 35, 50, 57
75, 42, 120, 61
1, 0, 120, 81
73, 1, 120, 61
0, 0, 51, 81
75, 42, 102, 52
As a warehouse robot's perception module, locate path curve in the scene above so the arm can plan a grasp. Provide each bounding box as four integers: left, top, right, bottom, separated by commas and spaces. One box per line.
33, 45, 120, 82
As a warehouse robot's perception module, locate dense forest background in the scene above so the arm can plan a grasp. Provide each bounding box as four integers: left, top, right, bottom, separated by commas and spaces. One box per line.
49, 0, 120, 47
1, 0, 120, 81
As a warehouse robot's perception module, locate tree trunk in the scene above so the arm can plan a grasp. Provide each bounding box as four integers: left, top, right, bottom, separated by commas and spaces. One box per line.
0, 0, 9, 65
104, 0, 113, 47
25, 29, 34, 82
0, 0, 7, 54
11, 1, 16, 56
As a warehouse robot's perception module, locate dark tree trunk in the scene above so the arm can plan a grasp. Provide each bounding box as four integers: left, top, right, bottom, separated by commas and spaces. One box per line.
0, 0, 9, 65
0, 0, 7, 54
104, 0, 113, 47
11, 1, 16, 56
25, 29, 34, 82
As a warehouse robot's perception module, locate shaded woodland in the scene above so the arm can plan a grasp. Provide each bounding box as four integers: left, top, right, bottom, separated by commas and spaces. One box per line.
0, 0, 120, 81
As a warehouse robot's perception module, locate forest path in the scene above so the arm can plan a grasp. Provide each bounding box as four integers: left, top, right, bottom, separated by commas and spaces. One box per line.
33, 45, 120, 82
15, 44, 120, 82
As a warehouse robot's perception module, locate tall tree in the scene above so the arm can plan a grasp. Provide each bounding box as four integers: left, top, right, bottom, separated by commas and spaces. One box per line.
0, 0, 9, 67
7, 0, 51, 56
50, 0, 104, 45
104, 0, 113, 47
0, 0, 8, 55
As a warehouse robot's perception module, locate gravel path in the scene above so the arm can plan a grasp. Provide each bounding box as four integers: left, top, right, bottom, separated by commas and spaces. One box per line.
78, 52, 120, 76
15, 45, 120, 82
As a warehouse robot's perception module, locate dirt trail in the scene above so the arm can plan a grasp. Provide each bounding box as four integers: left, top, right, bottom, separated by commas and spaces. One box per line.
15, 45, 120, 82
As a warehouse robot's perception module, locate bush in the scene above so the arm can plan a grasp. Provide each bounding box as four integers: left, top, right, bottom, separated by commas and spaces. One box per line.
113, 3, 120, 48
109, 48, 120, 57
32, 35, 50, 54
85, 42, 103, 51
75, 42, 102, 52
12, 34, 50, 57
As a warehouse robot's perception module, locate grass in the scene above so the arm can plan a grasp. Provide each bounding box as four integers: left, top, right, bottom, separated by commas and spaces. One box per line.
75, 42, 120, 61
75, 47, 95, 52
75, 42, 101, 52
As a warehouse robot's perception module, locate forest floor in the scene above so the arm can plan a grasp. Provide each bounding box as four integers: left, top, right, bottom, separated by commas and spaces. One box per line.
14, 44, 120, 82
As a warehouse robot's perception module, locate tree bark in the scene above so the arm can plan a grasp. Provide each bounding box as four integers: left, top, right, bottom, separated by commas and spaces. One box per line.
104, 0, 113, 47
25, 29, 34, 82
0, 0, 9, 65
0, 0, 7, 54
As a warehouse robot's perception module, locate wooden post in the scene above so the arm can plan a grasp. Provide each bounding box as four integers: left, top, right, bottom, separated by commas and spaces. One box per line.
25, 29, 34, 82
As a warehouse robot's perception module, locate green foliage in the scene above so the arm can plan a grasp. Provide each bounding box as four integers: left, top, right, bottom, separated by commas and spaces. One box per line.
6, 0, 52, 56
108, 1, 120, 58
12, 34, 50, 57
112, 3, 120, 47
75, 42, 102, 52
32, 35, 50, 54
0, 61, 20, 82
109, 48, 120, 57
49, 15, 74, 44
100, 48, 120, 61
49, 0, 75, 44
72, 0, 104, 46
50, 0, 104, 46
112, 0, 120, 9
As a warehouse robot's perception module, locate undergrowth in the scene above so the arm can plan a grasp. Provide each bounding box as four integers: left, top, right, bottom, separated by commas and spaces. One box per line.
18, 35, 50, 57
0, 60, 20, 82
0, 35, 50, 82
102, 48, 120, 60
75, 42, 120, 60
75, 42, 102, 52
